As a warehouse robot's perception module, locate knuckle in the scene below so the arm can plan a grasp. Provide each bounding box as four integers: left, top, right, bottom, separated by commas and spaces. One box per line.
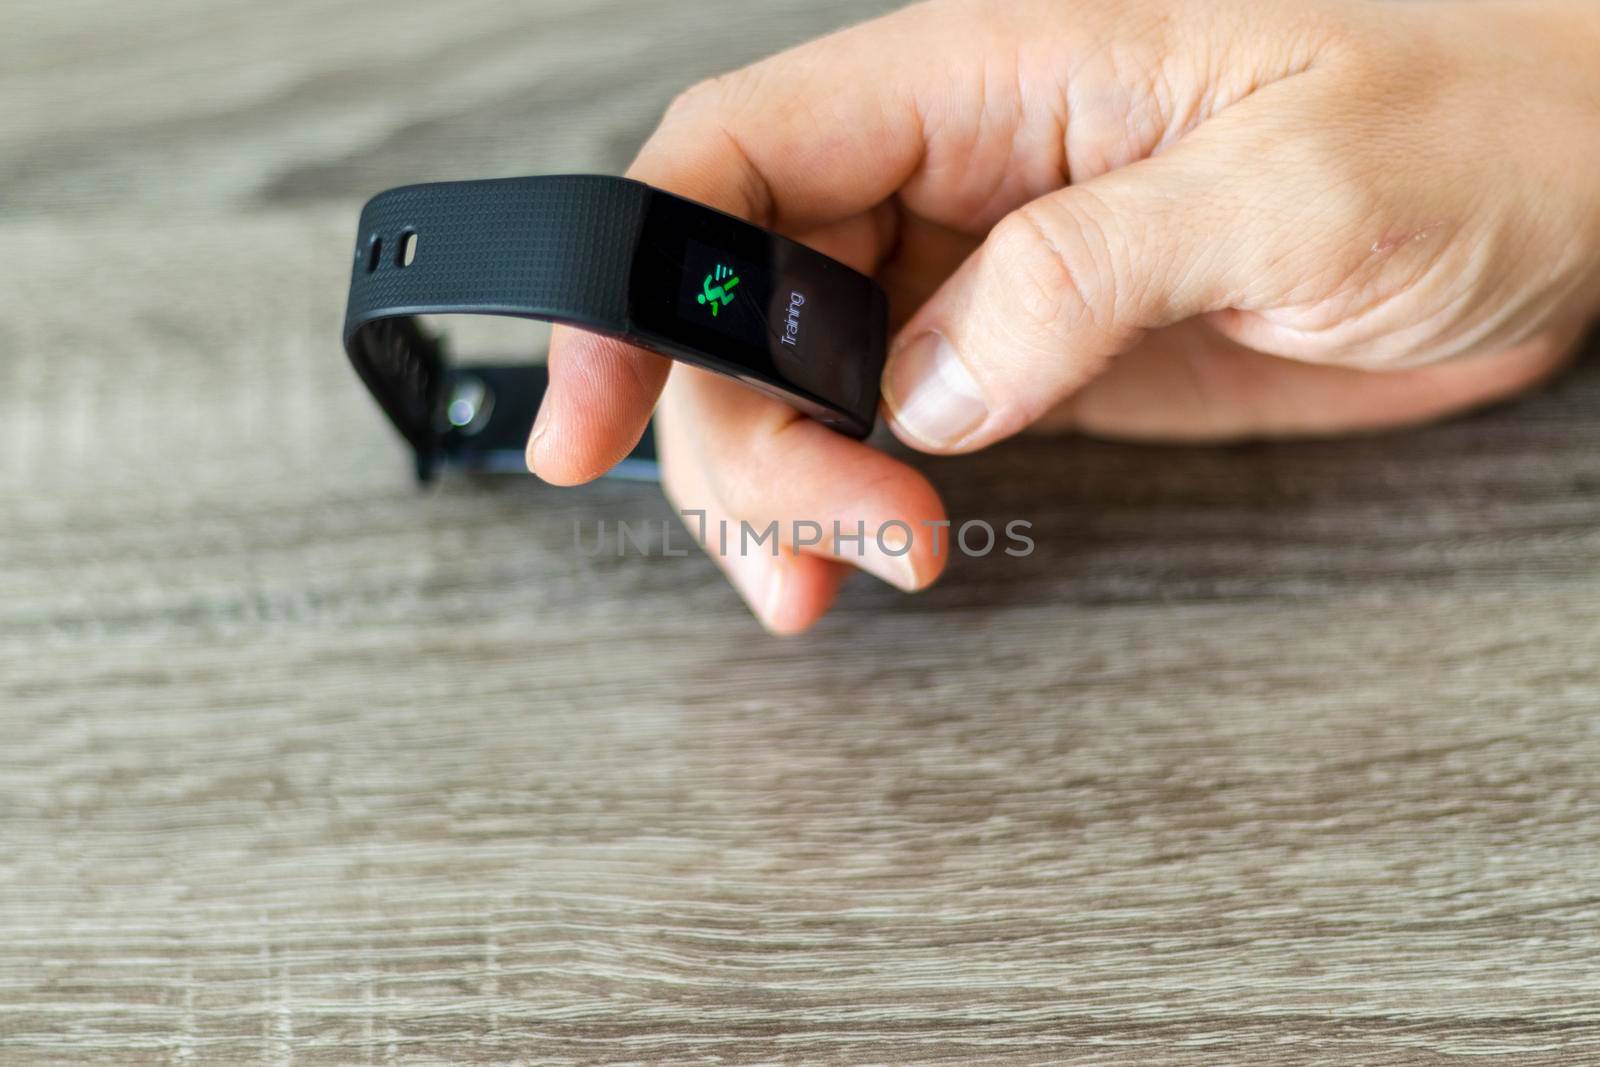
984, 204, 1110, 345
662, 77, 722, 125
710, 426, 794, 521
664, 66, 765, 128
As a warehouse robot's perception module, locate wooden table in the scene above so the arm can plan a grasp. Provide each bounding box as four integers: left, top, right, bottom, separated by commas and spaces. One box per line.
4, 1, 1599, 1062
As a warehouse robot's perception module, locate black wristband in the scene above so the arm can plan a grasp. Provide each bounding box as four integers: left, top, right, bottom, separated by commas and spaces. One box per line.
343, 175, 888, 481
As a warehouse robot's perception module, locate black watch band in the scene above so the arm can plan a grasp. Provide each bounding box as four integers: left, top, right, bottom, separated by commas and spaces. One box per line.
342, 175, 888, 482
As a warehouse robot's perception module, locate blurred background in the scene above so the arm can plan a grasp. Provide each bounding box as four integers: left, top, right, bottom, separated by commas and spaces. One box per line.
5, 1, 1600, 1063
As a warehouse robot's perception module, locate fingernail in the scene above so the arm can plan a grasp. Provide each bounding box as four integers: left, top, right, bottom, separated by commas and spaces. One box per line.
761, 565, 787, 624
725, 548, 785, 630
857, 525, 919, 592
525, 402, 550, 471
883, 331, 987, 449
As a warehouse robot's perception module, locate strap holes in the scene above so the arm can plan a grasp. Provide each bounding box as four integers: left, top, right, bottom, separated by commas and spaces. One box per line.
397, 231, 418, 268
364, 235, 383, 273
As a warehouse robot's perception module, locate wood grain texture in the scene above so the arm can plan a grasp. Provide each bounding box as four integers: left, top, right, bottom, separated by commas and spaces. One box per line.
4, 1, 1600, 1063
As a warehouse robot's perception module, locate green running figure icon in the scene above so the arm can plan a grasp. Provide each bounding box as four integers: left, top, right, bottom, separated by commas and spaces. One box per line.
697, 263, 740, 317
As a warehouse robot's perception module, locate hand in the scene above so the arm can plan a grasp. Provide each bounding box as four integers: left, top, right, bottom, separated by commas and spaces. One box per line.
527, 0, 1600, 632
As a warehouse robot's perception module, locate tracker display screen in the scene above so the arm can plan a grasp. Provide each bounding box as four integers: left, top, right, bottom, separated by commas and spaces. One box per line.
677, 239, 777, 347
629, 189, 887, 433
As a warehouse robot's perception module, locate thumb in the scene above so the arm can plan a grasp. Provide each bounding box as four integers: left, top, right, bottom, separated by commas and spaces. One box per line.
883, 109, 1309, 454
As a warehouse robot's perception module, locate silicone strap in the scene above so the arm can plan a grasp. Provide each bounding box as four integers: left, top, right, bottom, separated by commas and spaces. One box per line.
343, 175, 653, 482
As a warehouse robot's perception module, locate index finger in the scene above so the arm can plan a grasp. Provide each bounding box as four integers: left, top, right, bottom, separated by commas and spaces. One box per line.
526, 11, 931, 483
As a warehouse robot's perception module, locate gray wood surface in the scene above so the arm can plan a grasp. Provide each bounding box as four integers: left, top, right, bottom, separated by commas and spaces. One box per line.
4, 1, 1600, 1063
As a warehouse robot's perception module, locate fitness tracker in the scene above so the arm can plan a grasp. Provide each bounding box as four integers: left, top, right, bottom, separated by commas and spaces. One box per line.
342, 175, 889, 481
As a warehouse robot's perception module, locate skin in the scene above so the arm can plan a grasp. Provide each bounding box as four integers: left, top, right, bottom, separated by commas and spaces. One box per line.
526, 0, 1600, 633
